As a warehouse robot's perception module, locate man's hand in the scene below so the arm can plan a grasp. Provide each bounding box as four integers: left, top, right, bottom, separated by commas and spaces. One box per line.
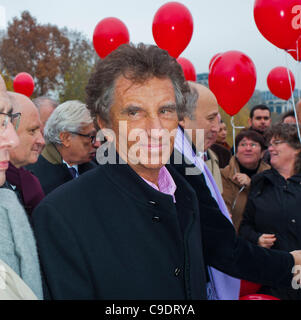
290, 250, 301, 266
258, 234, 276, 248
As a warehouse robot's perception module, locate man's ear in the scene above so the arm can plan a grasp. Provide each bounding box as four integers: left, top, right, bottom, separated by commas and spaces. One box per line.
96, 115, 106, 130
179, 118, 186, 128
96, 115, 114, 143
59, 132, 72, 147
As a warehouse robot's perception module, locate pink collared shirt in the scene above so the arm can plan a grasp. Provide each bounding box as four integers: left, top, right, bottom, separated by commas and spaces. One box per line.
142, 166, 177, 203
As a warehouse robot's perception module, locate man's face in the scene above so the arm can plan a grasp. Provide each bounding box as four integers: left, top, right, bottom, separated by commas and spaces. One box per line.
249, 109, 271, 133
9, 102, 45, 168
180, 90, 219, 152
99, 76, 178, 174
0, 94, 19, 185
63, 123, 99, 165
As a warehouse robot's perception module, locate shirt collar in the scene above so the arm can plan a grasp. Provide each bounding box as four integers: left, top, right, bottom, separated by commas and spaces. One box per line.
62, 160, 79, 172
142, 166, 177, 203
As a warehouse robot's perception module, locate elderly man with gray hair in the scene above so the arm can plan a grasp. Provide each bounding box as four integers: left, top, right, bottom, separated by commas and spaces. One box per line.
27, 100, 99, 195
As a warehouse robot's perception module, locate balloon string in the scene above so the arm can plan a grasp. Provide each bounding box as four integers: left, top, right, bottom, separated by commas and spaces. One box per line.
297, 40, 301, 101
285, 52, 301, 143
231, 116, 245, 155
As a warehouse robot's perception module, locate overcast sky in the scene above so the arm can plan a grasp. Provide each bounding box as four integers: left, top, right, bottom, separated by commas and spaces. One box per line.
0, 0, 299, 91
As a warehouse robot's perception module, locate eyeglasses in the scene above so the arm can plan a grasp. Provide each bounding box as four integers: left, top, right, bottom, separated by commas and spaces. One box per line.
69, 132, 96, 144
238, 142, 260, 148
0, 112, 21, 134
268, 140, 285, 148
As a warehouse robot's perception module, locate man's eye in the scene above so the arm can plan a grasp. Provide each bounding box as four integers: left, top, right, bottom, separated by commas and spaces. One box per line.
128, 111, 138, 117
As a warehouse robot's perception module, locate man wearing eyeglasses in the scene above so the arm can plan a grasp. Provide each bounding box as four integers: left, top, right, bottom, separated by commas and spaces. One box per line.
27, 100, 99, 195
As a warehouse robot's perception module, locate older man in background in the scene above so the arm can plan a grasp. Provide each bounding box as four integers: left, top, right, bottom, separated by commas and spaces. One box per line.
5, 92, 45, 216
27, 100, 99, 195
179, 82, 224, 192
32, 96, 58, 134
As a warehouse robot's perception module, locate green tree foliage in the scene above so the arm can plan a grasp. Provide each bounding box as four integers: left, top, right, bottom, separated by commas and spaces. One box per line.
59, 30, 97, 103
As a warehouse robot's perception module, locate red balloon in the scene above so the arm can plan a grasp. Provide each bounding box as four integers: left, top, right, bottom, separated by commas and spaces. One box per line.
254, 0, 301, 50
13, 72, 35, 97
152, 2, 194, 58
267, 66, 295, 100
240, 294, 280, 300
177, 57, 196, 81
287, 36, 301, 61
93, 17, 130, 59
208, 51, 257, 116
240, 280, 261, 297
209, 53, 222, 71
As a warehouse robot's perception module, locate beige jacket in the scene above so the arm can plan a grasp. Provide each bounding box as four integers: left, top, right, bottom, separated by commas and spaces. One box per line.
0, 260, 37, 300
221, 156, 270, 231
205, 148, 223, 193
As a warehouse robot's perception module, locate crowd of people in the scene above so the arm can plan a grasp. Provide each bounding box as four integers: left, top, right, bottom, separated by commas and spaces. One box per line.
0, 43, 301, 300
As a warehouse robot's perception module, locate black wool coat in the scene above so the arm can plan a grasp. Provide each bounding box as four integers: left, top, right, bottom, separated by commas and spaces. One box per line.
170, 153, 295, 289
32, 162, 208, 300
27, 144, 97, 195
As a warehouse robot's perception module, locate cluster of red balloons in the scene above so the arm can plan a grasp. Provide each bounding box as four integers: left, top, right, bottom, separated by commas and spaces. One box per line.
208, 51, 257, 116
92, 2, 197, 83
13, 72, 35, 97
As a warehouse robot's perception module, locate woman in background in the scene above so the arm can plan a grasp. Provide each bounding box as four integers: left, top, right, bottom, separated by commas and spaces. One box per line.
239, 123, 301, 300
221, 129, 270, 231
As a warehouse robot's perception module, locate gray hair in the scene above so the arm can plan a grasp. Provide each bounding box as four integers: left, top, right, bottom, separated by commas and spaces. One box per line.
32, 96, 59, 111
183, 86, 199, 120
86, 43, 190, 125
44, 100, 93, 144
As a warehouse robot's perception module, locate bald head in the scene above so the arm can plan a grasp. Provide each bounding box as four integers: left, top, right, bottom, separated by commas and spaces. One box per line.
180, 82, 220, 152
7, 91, 37, 114
7, 92, 45, 168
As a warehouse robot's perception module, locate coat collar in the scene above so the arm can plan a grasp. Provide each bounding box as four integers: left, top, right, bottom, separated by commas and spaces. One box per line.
98, 159, 196, 213
261, 167, 301, 185
223, 156, 270, 187
41, 143, 63, 165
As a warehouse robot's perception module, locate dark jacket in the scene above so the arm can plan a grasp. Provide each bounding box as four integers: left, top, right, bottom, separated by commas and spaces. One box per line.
32, 162, 208, 300
169, 157, 294, 291
27, 143, 96, 195
239, 168, 301, 299
210, 143, 232, 169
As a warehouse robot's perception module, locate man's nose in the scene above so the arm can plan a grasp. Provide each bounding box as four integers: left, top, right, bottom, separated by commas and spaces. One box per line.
93, 139, 101, 149
36, 130, 45, 146
146, 115, 164, 133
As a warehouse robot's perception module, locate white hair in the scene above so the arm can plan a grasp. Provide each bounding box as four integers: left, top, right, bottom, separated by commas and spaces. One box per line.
44, 100, 93, 144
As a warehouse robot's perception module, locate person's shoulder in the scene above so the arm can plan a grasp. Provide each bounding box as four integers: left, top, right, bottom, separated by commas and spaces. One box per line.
250, 169, 273, 193
0, 188, 21, 210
